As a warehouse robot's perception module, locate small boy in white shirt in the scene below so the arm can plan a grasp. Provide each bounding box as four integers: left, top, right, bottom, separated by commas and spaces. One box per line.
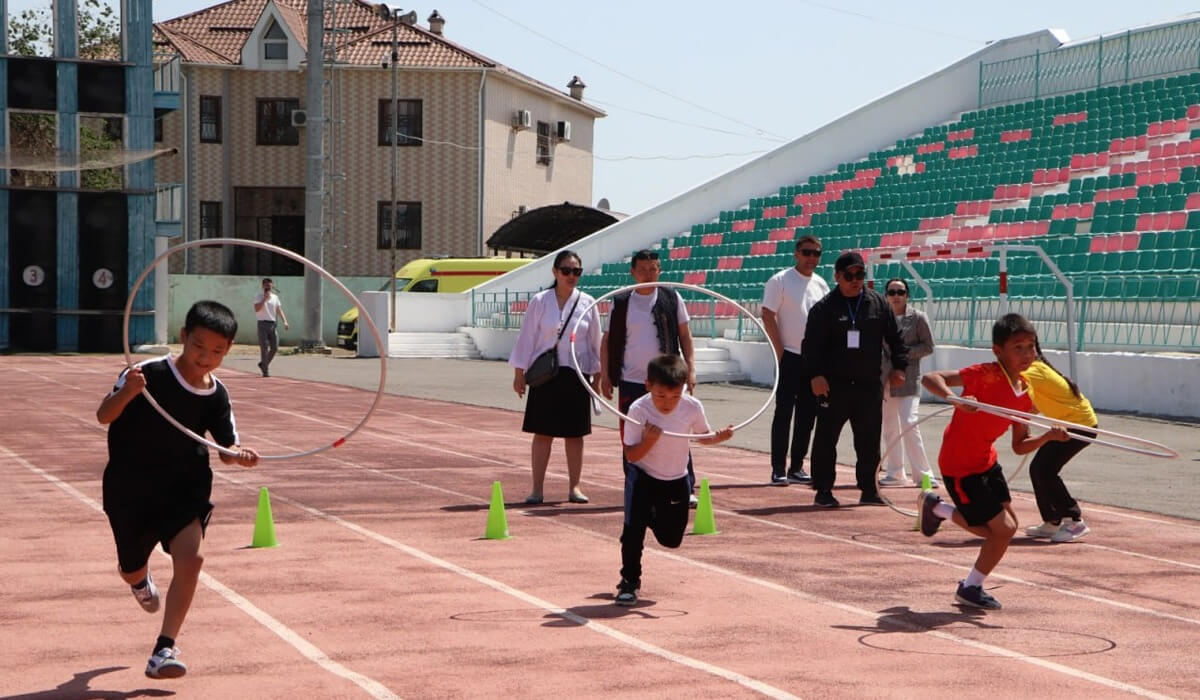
617, 355, 733, 606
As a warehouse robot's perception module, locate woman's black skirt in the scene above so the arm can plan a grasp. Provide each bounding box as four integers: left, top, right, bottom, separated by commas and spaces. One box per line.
522, 367, 592, 437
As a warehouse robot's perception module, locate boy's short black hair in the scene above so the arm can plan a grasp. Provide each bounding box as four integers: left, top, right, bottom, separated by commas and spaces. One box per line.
185, 300, 238, 341
630, 249, 660, 268
646, 354, 689, 388
992, 312, 1036, 346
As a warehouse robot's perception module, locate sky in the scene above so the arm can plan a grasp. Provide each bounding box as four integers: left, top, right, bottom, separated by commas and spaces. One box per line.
7, 0, 1200, 215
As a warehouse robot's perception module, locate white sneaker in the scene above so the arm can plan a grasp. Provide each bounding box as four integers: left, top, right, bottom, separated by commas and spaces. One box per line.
131, 572, 159, 613
145, 646, 187, 679
879, 474, 906, 487
1051, 519, 1090, 543
1025, 521, 1061, 539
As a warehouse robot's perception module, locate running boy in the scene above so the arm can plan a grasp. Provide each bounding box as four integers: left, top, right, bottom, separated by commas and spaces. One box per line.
616, 355, 733, 606
97, 301, 259, 678
916, 313, 1068, 610
1021, 345, 1098, 543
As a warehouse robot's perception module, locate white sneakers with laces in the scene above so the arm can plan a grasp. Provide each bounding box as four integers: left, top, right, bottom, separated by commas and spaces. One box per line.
1025, 521, 1061, 539
1050, 518, 1090, 543
131, 572, 160, 613
145, 646, 187, 679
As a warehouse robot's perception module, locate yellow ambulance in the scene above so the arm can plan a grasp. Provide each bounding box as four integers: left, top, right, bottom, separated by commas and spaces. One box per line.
336, 257, 531, 348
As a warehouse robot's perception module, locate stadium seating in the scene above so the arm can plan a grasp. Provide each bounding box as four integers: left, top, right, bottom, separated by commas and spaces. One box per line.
580, 71, 1200, 308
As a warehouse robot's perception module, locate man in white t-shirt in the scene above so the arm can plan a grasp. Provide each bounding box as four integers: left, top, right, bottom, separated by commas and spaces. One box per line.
615, 354, 733, 606
600, 249, 698, 502
252, 278, 289, 377
761, 235, 829, 486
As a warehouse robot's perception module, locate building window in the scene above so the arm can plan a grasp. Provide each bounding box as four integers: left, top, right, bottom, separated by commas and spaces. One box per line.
377, 201, 422, 250
536, 120, 552, 165
200, 96, 221, 143
377, 99, 423, 146
200, 201, 222, 239
263, 19, 288, 61
154, 117, 163, 143
256, 98, 299, 145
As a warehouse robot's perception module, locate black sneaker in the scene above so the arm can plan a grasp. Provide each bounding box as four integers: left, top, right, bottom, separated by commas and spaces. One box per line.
787, 469, 812, 484
858, 493, 886, 506
770, 472, 789, 487
955, 582, 1002, 610
614, 578, 640, 606
814, 490, 839, 508
917, 491, 945, 537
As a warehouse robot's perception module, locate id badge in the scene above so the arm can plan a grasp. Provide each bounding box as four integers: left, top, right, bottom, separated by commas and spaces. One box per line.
847, 330, 861, 349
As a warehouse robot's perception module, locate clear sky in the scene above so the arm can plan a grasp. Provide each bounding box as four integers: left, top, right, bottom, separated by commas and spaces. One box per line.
7, 0, 1200, 214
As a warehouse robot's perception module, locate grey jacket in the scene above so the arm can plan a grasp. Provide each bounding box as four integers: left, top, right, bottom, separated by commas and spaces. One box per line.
881, 307, 934, 397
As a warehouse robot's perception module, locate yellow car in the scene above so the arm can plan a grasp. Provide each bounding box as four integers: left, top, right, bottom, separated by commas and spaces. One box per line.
336, 257, 531, 348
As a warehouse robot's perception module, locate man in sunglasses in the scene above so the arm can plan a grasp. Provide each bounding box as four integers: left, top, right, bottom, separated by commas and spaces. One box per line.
601, 249, 699, 504
801, 251, 908, 508
761, 236, 830, 486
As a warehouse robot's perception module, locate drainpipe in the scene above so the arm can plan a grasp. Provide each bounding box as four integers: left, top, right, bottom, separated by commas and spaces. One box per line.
477, 67, 488, 256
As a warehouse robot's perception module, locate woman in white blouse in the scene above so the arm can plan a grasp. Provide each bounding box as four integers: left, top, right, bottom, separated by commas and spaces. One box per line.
509, 250, 603, 505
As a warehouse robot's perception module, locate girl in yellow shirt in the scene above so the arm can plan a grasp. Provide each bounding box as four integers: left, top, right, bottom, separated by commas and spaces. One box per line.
1021, 350, 1097, 543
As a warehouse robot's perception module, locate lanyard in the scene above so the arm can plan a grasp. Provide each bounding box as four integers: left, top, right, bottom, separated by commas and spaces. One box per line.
845, 293, 864, 328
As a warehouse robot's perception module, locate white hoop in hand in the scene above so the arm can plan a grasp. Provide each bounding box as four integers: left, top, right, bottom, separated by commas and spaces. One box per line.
946, 395, 1179, 459
122, 237, 388, 461
569, 281, 780, 439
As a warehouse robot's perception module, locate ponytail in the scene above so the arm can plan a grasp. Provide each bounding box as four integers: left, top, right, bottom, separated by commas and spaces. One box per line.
1034, 338, 1081, 398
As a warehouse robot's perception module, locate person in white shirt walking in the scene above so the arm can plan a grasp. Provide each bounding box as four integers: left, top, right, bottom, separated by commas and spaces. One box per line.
252, 278, 289, 377
761, 236, 829, 486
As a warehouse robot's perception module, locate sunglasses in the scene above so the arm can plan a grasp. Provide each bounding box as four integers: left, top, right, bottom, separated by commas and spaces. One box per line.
841, 270, 867, 281
886, 289, 907, 296
557, 266, 584, 277
797, 249, 822, 257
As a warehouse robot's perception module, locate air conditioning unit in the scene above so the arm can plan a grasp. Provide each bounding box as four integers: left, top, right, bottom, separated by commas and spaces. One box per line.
556, 120, 571, 141
291, 109, 308, 127
513, 109, 532, 130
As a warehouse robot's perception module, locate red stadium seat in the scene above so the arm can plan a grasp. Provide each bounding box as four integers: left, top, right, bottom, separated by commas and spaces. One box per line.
683, 271, 707, 285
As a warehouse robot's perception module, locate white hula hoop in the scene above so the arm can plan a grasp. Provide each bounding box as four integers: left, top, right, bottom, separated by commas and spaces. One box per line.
876, 404, 951, 518
568, 281, 780, 439
946, 395, 1179, 459
122, 237, 388, 461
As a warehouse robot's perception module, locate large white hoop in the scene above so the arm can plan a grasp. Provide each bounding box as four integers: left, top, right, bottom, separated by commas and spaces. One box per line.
946, 396, 1179, 459
568, 281, 780, 439
875, 405, 951, 518
122, 237, 388, 461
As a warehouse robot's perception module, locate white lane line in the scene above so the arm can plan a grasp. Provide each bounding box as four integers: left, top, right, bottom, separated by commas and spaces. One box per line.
0, 444, 402, 700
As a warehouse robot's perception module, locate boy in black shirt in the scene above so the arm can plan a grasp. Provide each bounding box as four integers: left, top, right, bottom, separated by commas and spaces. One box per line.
97, 300, 259, 679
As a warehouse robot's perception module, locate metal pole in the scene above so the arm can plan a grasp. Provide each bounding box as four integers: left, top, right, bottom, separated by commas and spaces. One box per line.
388, 17, 399, 332
303, 0, 326, 349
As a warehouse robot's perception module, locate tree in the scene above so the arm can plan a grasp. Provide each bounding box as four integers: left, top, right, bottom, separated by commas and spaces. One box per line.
7, 0, 122, 188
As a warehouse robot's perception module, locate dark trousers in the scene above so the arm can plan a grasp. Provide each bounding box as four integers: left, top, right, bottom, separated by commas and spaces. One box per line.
257, 320, 278, 370
1029, 430, 1093, 523
620, 465, 690, 585
810, 378, 883, 495
618, 380, 695, 492
770, 351, 818, 476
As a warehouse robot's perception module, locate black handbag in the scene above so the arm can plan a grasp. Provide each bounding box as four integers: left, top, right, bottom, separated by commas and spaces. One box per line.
524, 293, 581, 388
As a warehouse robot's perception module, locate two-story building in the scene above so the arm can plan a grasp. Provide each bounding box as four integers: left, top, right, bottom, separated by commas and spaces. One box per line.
153, 0, 604, 277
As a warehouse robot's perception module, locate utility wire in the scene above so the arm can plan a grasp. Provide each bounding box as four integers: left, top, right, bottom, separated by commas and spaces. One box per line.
586, 97, 790, 144
409, 134, 767, 162
465, 0, 790, 141
797, 0, 987, 45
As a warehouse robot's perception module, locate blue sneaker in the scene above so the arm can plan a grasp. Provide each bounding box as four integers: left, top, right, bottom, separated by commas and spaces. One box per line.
917, 492, 945, 537
955, 582, 1002, 610
145, 646, 187, 679
131, 572, 159, 613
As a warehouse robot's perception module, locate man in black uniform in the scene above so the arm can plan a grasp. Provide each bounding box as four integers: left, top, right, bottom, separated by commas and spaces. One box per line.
802, 252, 908, 507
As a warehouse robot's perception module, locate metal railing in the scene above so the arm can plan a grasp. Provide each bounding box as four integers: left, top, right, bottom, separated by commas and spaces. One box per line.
155, 183, 182, 223
153, 53, 181, 94
979, 19, 1200, 107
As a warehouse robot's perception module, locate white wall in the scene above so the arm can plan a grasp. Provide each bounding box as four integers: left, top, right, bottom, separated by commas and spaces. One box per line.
393, 293, 471, 332
462, 326, 518, 360
474, 30, 1064, 297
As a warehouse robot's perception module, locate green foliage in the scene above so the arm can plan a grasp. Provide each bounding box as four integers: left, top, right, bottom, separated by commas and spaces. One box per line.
6, 0, 119, 58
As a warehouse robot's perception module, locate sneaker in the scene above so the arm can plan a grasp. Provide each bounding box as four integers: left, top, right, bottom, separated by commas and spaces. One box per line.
787, 469, 812, 484
955, 582, 1002, 610
145, 646, 187, 679
1025, 521, 1061, 539
688, 493, 698, 508
770, 472, 789, 486
568, 489, 589, 504
917, 491, 945, 537
858, 493, 886, 506
878, 474, 906, 487
814, 490, 839, 508
614, 578, 639, 607
1050, 518, 1090, 543
131, 573, 159, 613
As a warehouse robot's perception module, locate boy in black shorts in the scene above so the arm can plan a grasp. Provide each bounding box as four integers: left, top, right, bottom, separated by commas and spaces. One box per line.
97, 301, 259, 678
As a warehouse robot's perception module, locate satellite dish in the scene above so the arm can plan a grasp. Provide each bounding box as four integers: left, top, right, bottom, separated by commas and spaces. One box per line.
597, 198, 610, 210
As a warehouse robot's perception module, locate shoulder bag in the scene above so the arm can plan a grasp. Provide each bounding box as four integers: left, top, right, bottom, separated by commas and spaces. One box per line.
524, 293, 581, 388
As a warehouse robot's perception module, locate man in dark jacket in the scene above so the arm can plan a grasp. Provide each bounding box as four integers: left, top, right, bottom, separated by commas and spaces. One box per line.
802, 252, 908, 507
